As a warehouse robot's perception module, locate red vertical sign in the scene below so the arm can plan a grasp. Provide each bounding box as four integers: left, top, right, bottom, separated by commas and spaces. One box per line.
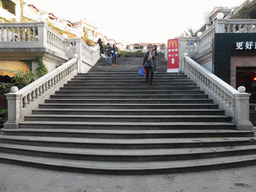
167, 39, 179, 70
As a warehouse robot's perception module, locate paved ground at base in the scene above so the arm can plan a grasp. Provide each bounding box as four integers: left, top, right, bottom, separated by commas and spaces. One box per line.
1, 162, 256, 192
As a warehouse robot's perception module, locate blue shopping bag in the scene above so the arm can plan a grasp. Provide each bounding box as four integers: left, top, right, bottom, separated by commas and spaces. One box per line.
138, 66, 144, 76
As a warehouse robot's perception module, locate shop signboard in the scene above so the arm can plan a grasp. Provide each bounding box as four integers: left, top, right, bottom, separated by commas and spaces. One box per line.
167, 39, 179, 71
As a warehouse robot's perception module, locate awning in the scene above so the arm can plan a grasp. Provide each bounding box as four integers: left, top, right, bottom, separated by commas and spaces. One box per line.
0, 60, 30, 77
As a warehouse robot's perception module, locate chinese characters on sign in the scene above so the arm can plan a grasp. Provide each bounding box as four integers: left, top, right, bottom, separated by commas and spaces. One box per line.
167, 39, 179, 70
236, 41, 256, 50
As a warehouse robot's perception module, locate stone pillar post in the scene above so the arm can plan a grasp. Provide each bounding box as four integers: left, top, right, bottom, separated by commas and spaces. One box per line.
37, 22, 48, 47
74, 38, 82, 73
179, 38, 187, 73
4, 87, 22, 129
233, 86, 253, 130
215, 20, 226, 33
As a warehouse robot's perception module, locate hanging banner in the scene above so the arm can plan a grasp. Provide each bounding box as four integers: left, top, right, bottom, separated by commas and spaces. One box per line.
167, 39, 179, 71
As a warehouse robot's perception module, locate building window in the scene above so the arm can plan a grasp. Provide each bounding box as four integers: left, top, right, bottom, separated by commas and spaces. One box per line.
1, 0, 16, 15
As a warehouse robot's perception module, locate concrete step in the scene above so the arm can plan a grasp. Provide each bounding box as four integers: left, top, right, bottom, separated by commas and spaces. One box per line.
1, 144, 256, 162
63, 84, 200, 90
57, 89, 204, 95
44, 98, 214, 104
63, 83, 197, 88
2, 129, 254, 138
68, 79, 193, 83
77, 72, 187, 77
39, 103, 220, 110
72, 77, 191, 81
1, 152, 256, 174
66, 81, 196, 86
0, 135, 254, 149
17, 121, 237, 130
24, 115, 233, 123
49, 94, 209, 100
32, 109, 225, 116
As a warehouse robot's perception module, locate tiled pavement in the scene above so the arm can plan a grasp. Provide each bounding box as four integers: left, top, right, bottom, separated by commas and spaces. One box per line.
1, 161, 256, 192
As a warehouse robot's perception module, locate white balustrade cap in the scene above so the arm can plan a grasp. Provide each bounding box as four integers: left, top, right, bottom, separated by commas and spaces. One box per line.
11, 86, 19, 93
238, 86, 246, 93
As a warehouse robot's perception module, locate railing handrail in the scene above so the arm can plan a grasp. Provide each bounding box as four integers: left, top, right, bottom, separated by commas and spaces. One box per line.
0, 22, 41, 28
184, 56, 239, 95
216, 19, 256, 24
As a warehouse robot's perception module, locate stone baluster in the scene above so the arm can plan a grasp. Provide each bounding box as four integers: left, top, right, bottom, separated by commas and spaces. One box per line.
6, 27, 9, 42
27, 28, 31, 42
232, 25, 236, 33
0, 28, 3, 42
11, 28, 14, 41
227, 24, 230, 33
22, 28, 26, 41
17, 28, 20, 41
32, 27, 36, 41
238, 24, 242, 32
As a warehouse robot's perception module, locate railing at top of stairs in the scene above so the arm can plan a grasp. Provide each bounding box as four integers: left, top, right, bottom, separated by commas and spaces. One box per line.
181, 54, 253, 130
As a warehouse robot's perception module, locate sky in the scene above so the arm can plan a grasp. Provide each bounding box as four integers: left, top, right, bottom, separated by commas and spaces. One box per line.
23, 0, 246, 44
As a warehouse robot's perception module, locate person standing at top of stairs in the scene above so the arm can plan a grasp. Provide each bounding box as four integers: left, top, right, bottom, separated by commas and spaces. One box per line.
97, 38, 104, 57
112, 44, 118, 67
142, 46, 155, 85
105, 43, 113, 67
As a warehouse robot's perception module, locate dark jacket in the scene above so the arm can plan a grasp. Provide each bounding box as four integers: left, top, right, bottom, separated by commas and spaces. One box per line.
143, 51, 155, 67
97, 39, 103, 48
113, 47, 118, 57
105, 46, 113, 56
153, 49, 158, 57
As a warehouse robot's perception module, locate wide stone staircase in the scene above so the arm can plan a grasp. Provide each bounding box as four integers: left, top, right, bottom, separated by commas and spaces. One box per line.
0, 57, 255, 174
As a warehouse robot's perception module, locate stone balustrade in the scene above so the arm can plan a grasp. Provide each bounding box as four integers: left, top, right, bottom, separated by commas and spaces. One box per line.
0, 22, 67, 57
179, 19, 256, 61
215, 19, 256, 33
0, 22, 40, 44
4, 56, 78, 129
1, 22, 101, 129
181, 55, 253, 130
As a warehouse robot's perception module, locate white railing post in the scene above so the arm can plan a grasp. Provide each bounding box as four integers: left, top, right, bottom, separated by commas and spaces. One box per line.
37, 22, 47, 47
4, 87, 22, 129
74, 38, 83, 74
233, 87, 253, 130
179, 37, 187, 63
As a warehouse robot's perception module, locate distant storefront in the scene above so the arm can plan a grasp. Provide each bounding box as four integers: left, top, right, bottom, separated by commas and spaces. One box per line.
214, 33, 256, 103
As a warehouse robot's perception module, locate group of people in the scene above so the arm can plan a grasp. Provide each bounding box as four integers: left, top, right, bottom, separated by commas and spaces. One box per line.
97, 38, 118, 67
105, 43, 118, 67
142, 45, 158, 85
97, 38, 158, 84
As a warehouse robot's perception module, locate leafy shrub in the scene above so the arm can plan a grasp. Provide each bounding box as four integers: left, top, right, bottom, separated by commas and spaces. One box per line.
11, 71, 37, 89
34, 57, 48, 77
0, 108, 8, 126
0, 83, 14, 97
